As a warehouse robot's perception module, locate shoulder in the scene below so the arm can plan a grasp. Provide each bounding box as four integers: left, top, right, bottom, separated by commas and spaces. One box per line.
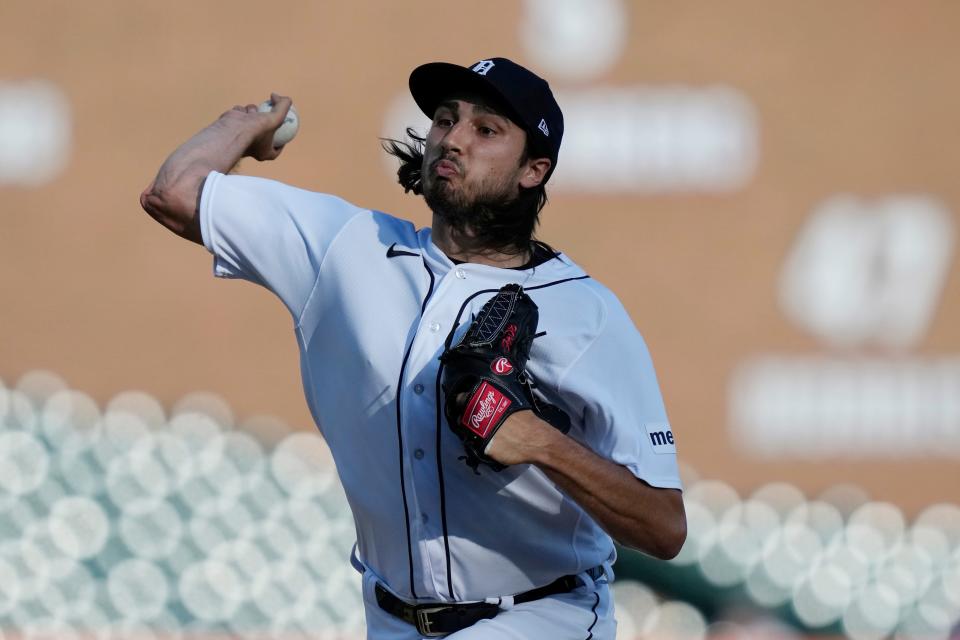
206, 171, 422, 240
530, 273, 649, 374
319, 209, 422, 259
577, 278, 637, 329
368, 209, 420, 245
528, 261, 633, 335
524, 271, 615, 377
202, 171, 368, 226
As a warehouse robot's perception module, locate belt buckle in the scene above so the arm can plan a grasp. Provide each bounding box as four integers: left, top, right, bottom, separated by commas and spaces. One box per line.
415, 605, 449, 637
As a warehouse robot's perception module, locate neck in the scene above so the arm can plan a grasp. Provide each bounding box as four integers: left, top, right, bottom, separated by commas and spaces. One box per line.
431, 216, 531, 268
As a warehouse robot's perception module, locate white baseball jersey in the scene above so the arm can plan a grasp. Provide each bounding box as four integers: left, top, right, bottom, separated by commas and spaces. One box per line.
199, 171, 682, 606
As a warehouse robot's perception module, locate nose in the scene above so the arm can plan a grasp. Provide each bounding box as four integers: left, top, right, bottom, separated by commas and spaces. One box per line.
440, 120, 469, 155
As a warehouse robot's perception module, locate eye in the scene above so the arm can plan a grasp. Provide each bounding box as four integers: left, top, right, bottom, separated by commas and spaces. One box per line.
435, 116, 454, 128
478, 125, 497, 137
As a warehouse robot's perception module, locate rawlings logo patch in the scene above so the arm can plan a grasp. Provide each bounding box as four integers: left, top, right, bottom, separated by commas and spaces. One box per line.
461, 382, 511, 438
491, 357, 513, 375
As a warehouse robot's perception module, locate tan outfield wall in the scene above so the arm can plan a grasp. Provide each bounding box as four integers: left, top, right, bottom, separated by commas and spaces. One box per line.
1, 0, 958, 515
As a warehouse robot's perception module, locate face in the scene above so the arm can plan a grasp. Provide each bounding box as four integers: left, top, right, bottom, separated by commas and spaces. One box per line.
420, 97, 550, 223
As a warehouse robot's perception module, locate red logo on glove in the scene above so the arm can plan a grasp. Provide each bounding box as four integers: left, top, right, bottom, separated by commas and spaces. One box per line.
501, 324, 518, 351
460, 382, 512, 438
491, 357, 513, 375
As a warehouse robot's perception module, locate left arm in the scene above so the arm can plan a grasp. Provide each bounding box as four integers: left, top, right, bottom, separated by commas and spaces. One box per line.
487, 411, 687, 560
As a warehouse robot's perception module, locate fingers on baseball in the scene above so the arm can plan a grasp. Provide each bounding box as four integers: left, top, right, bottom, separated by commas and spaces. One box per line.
270, 92, 292, 109
267, 94, 293, 121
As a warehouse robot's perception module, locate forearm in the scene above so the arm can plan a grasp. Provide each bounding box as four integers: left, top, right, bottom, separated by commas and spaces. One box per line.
154, 118, 255, 196
506, 413, 686, 559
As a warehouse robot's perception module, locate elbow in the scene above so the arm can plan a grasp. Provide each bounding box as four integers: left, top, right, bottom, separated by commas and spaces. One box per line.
620, 500, 687, 560
140, 183, 162, 218
139, 179, 203, 243
655, 516, 687, 560
140, 181, 174, 225
629, 516, 686, 560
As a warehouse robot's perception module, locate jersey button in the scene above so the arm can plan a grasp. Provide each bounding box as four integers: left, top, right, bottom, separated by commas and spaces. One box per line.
421, 513, 429, 523
413, 384, 424, 395
429, 322, 441, 332
455, 268, 467, 279
414, 448, 424, 459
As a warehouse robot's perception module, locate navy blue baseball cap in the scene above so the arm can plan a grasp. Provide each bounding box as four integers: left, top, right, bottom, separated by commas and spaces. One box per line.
409, 57, 564, 182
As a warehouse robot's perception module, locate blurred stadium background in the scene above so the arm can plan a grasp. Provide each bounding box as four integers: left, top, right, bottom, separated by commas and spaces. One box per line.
1, 1, 958, 638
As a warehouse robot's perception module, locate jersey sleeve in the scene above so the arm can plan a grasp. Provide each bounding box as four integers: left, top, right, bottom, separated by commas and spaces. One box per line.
199, 170, 364, 320
558, 292, 682, 490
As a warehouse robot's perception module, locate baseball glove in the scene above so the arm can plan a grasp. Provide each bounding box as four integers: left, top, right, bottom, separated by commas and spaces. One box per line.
440, 284, 571, 472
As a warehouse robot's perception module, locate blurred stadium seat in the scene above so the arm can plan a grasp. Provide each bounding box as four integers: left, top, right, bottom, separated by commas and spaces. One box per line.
0, 371, 957, 639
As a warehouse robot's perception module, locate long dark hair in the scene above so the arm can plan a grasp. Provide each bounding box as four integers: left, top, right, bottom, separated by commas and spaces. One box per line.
381, 128, 549, 257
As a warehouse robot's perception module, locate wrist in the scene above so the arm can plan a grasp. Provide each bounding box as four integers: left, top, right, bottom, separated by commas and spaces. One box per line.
210, 113, 261, 157
512, 410, 566, 467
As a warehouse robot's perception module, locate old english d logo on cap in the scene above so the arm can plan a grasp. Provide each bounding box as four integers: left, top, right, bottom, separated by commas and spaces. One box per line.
471, 60, 495, 76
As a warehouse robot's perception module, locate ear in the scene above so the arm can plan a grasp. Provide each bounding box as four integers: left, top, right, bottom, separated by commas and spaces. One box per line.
519, 157, 552, 189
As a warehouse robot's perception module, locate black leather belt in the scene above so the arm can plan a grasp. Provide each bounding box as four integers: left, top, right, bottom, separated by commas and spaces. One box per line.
375, 566, 605, 637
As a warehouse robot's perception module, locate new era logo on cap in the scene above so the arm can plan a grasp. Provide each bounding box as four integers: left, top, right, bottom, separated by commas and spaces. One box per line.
538, 118, 549, 137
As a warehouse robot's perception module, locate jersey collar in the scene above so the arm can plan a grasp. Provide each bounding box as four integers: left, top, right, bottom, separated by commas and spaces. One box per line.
417, 228, 586, 285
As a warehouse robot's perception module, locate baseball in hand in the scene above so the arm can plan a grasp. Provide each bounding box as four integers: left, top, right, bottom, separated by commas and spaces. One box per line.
258, 99, 299, 148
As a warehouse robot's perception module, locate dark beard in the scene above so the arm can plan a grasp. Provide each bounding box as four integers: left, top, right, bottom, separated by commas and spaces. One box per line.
424, 175, 539, 256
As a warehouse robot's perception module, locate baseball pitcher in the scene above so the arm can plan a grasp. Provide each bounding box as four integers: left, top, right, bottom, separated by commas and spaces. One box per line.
140, 57, 686, 639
